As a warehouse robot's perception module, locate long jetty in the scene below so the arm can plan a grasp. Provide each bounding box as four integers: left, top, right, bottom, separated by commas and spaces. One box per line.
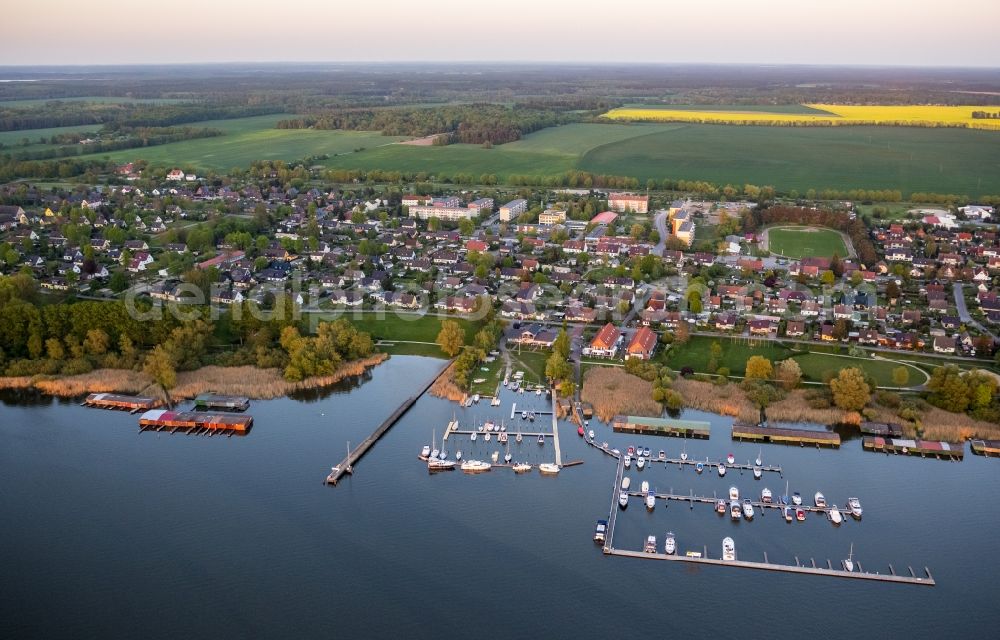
326, 360, 450, 486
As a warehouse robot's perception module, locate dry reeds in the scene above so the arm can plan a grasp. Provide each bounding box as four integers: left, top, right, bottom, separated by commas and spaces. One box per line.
671, 378, 758, 423
582, 366, 661, 422
429, 361, 465, 403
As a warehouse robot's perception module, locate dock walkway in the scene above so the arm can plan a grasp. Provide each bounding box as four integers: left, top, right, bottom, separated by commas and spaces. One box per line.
326, 360, 450, 486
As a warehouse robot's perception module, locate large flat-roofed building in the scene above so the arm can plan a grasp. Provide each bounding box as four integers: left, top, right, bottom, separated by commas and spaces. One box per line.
409, 205, 476, 222
468, 197, 494, 211
608, 192, 649, 213
539, 209, 567, 225
499, 199, 528, 222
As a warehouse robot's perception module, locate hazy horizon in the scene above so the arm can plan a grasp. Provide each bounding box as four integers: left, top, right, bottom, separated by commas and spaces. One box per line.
4, 0, 999, 67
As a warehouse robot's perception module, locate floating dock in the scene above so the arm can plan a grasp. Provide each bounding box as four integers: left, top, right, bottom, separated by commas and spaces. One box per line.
83, 393, 159, 412
862, 436, 964, 460
732, 423, 840, 448
193, 394, 250, 412
613, 415, 711, 439
971, 439, 1000, 457
625, 489, 850, 517
138, 409, 253, 433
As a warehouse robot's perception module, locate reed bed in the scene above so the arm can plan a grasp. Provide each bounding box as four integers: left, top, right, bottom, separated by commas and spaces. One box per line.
671, 379, 758, 423
582, 367, 661, 422
0, 369, 153, 397
429, 361, 466, 403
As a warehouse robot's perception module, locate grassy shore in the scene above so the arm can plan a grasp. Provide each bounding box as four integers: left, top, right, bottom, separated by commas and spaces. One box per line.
0, 354, 388, 402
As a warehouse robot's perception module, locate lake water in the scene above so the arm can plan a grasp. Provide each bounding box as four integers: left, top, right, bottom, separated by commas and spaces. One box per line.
2, 355, 998, 639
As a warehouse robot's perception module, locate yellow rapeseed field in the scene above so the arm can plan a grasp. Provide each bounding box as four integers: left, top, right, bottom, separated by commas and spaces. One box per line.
603, 105, 1000, 130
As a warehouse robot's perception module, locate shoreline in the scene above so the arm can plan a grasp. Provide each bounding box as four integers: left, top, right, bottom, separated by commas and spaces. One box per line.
0, 354, 389, 403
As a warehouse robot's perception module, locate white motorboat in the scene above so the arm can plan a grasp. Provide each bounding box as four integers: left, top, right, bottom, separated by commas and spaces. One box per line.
611, 448, 621, 457
843, 543, 855, 572
726, 453, 735, 465
504, 448, 512, 464
829, 505, 843, 525
680, 445, 688, 461
718, 463, 726, 477
499, 432, 508, 444
641, 481, 650, 493
470, 430, 477, 441
624, 455, 632, 469
536, 388, 542, 396
539, 463, 560, 475
755, 448, 762, 467
484, 421, 494, 432
729, 486, 739, 501
753, 466, 762, 480
622, 477, 632, 491
644, 535, 657, 553
664, 532, 676, 555
636, 457, 646, 470
491, 450, 500, 463
438, 449, 447, 460
513, 462, 532, 473
730, 500, 742, 520
484, 432, 491, 442
642, 447, 651, 457
645, 491, 655, 510
427, 458, 456, 471
716, 499, 726, 514
848, 497, 863, 519
783, 506, 793, 522
516, 431, 522, 443
455, 450, 462, 461
792, 492, 802, 506
537, 434, 545, 445
696, 462, 704, 474
588, 430, 595, 440
594, 520, 608, 544
500, 423, 507, 432
742, 499, 754, 520
430, 448, 439, 460
722, 537, 736, 561
472, 394, 480, 404
761, 487, 773, 503
814, 492, 827, 508
619, 491, 629, 509
419, 445, 431, 460
521, 411, 528, 420
460, 460, 491, 473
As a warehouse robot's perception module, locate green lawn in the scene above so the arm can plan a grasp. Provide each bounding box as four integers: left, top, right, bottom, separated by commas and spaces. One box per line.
0, 123, 102, 146
767, 226, 849, 259
469, 356, 505, 396
509, 349, 550, 385
659, 335, 794, 375
333, 312, 480, 344
73, 114, 406, 170
790, 352, 925, 387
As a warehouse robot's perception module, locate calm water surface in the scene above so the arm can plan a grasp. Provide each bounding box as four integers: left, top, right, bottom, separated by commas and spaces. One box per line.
2, 355, 998, 639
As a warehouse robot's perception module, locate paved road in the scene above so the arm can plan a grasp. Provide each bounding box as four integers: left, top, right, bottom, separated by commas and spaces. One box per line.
953, 282, 996, 340
653, 210, 669, 254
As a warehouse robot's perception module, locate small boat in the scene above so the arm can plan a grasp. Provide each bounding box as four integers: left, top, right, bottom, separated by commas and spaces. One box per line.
537, 434, 545, 445
755, 448, 762, 467
504, 452, 512, 464
792, 492, 802, 506
536, 388, 542, 396
783, 506, 793, 522
594, 520, 608, 544
499, 423, 506, 432
752, 466, 762, 480
516, 431, 522, 444
847, 497, 863, 519
528, 412, 536, 422
680, 444, 688, 461
513, 462, 532, 473
641, 481, 650, 494
499, 432, 508, 443
627, 446, 636, 456
602, 442, 609, 450
645, 491, 655, 510
470, 431, 477, 441
491, 450, 500, 463
588, 430, 595, 440
686, 551, 702, 558
430, 448, 439, 460
619, 491, 629, 509
519, 387, 524, 394
438, 449, 447, 460
658, 450, 666, 460
829, 505, 843, 525
636, 457, 646, 470
622, 477, 632, 491
843, 543, 855, 573
539, 463, 560, 475
780, 480, 789, 505
611, 448, 621, 457
461, 460, 491, 473
716, 499, 727, 514
742, 499, 754, 520
722, 537, 736, 561
814, 492, 827, 508
730, 500, 742, 520
485, 421, 494, 432
644, 535, 657, 554
427, 459, 456, 471
521, 411, 528, 420
578, 426, 585, 437
419, 445, 431, 460
729, 486, 739, 501
472, 394, 480, 404
761, 487, 773, 503
696, 462, 704, 474
624, 455, 632, 469
642, 447, 651, 457
484, 432, 492, 442
455, 450, 462, 461
664, 532, 676, 555
726, 453, 735, 465
795, 507, 806, 522
718, 463, 726, 477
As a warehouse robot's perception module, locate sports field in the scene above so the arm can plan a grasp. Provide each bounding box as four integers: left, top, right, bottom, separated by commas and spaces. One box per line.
766, 227, 849, 259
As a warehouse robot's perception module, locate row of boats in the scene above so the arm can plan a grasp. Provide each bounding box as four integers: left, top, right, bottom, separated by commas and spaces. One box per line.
431, 458, 560, 475
616, 446, 770, 480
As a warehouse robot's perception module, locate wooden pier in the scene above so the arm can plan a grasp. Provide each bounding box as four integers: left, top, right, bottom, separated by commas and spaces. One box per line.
862, 436, 964, 460
971, 439, 1000, 457
193, 394, 250, 412
84, 393, 159, 413
326, 360, 450, 486
625, 489, 850, 517
613, 415, 711, 439
732, 423, 841, 448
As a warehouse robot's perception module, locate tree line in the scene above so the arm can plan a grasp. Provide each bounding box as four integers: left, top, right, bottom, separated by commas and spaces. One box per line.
2, 126, 221, 162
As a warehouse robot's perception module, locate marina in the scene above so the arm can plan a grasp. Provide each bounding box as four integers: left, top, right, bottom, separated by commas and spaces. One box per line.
732, 422, 841, 447
612, 415, 712, 439
83, 393, 159, 412
862, 436, 964, 460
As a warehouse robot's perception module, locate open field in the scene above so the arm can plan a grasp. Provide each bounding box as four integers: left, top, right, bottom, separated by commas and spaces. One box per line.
73, 114, 406, 170
334, 312, 481, 345
0, 123, 101, 146
767, 226, 849, 259
0, 96, 193, 107
603, 104, 1000, 130
620, 104, 836, 115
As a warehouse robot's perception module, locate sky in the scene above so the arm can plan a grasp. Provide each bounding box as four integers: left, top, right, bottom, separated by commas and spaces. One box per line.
3, 0, 999, 67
